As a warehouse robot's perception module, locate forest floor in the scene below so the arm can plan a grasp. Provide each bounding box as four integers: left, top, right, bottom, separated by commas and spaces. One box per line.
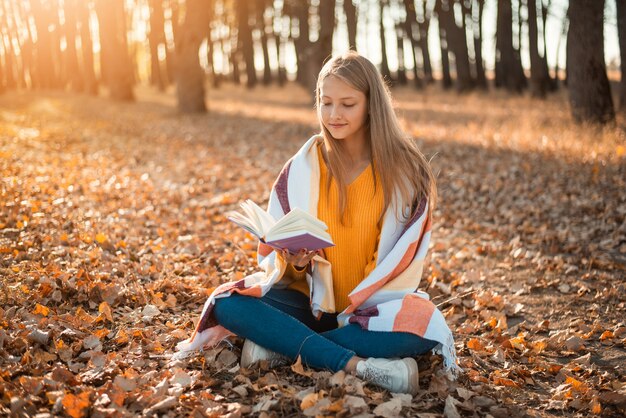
1, 82, 625, 417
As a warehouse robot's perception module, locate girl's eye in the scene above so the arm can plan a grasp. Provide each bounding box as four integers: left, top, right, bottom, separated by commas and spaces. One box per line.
344, 104, 355, 108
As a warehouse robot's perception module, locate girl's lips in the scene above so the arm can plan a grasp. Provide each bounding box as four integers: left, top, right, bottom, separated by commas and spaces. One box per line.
329, 124, 347, 128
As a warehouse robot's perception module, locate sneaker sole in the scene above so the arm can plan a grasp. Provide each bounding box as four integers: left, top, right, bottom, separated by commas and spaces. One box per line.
401, 358, 419, 396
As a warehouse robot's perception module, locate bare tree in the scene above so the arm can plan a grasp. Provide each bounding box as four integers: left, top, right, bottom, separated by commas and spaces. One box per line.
379, 0, 392, 82
617, 0, 626, 110
473, 0, 487, 88
344, 0, 357, 50
402, 0, 423, 88
95, 0, 134, 100
63, 0, 82, 92
495, 0, 525, 92
148, 0, 167, 91
567, 0, 614, 124
175, 0, 210, 111
417, 0, 433, 83
77, 0, 97, 94
527, 0, 550, 97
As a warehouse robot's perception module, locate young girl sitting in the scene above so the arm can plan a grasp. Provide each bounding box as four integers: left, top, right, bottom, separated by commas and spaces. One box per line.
177, 52, 458, 395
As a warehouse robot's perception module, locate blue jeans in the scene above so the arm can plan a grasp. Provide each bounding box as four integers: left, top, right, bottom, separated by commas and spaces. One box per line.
213, 288, 438, 372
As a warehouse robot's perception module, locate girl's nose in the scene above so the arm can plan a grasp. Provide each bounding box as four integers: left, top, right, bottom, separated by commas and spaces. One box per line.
330, 105, 341, 119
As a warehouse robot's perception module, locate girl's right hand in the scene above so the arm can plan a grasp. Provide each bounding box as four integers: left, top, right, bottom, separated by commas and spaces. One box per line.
279, 248, 317, 268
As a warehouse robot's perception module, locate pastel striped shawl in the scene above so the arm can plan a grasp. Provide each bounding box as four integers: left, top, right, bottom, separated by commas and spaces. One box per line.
176, 135, 459, 374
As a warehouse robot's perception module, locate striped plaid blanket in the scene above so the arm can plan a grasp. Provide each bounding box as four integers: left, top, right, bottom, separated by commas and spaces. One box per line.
176, 135, 459, 374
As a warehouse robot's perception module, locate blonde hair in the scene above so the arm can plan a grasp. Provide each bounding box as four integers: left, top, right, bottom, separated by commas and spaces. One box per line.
315, 51, 437, 223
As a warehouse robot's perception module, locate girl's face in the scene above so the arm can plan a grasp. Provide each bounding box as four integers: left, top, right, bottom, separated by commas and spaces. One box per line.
319, 75, 368, 142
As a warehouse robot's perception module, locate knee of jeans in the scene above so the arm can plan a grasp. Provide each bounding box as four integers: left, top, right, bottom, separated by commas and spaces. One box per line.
212, 294, 245, 321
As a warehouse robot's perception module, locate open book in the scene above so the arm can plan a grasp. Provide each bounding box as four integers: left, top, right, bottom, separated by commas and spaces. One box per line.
227, 199, 335, 254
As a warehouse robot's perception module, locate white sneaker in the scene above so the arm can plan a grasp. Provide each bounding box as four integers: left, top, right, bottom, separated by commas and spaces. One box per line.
240, 339, 290, 369
356, 357, 419, 395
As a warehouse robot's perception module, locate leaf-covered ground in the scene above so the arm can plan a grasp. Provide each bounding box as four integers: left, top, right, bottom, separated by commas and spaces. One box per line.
1, 84, 625, 417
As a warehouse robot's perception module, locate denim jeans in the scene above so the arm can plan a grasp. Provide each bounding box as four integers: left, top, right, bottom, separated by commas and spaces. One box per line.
213, 288, 438, 372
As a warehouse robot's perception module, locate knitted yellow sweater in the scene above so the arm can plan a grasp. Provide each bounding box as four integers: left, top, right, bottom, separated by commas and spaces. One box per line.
287, 144, 384, 311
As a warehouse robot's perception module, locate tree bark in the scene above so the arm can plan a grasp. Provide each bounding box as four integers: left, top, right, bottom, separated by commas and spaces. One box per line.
617, 0, 626, 110
95, 0, 134, 100
379, 0, 392, 82
417, 0, 433, 83
567, 0, 614, 124
237, 0, 256, 88
435, 1, 452, 89
437, 0, 473, 91
30, 0, 60, 89
527, 0, 549, 97
174, 0, 210, 112
473, 0, 487, 88
344, 0, 357, 50
402, 0, 422, 88
540, 0, 555, 90
495, 0, 524, 91
396, 22, 407, 85
148, 0, 166, 91
293, 0, 311, 87
63, 0, 83, 92
77, 0, 98, 94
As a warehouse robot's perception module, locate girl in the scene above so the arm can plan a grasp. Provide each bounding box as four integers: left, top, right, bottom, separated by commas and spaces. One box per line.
177, 52, 458, 395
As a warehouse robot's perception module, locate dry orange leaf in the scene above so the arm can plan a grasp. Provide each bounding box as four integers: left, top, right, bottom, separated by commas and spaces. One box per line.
62, 391, 90, 418
300, 392, 320, 410
565, 376, 589, 393
599, 330, 613, 341
291, 356, 313, 377
33, 303, 50, 317
467, 338, 485, 351
98, 302, 113, 322
95, 233, 107, 243
493, 377, 520, 388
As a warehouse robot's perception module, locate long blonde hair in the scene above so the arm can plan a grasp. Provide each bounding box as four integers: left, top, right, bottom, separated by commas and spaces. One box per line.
315, 51, 437, 223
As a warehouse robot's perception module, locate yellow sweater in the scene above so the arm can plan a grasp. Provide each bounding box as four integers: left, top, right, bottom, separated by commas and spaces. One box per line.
287, 144, 384, 311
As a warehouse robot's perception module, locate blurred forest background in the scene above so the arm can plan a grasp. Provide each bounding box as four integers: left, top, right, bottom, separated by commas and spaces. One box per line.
2, 1, 626, 417
0, 0, 623, 122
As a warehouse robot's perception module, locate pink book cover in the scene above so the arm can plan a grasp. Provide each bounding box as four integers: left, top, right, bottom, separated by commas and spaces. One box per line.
264, 233, 334, 254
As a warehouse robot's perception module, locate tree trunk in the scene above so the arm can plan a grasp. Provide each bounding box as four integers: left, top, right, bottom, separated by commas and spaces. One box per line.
379, 0, 392, 82
30, 0, 59, 89
617, 0, 626, 110
402, 0, 422, 88
396, 23, 407, 85
567, 0, 614, 124
174, 0, 210, 112
293, 1, 311, 87
148, 0, 166, 91
527, 0, 549, 97
207, 20, 219, 88
435, 1, 452, 89
95, 0, 134, 100
495, 0, 524, 91
438, 0, 473, 91
63, 0, 82, 92
274, 8, 287, 86
77, 0, 98, 94
257, 0, 272, 85
473, 0, 487, 88
540, 0, 555, 90
237, 0, 256, 88
417, 0, 433, 83
344, 0, 357, 50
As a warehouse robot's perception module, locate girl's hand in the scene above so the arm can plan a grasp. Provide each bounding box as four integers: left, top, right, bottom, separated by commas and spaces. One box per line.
279, 248, 317, 268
